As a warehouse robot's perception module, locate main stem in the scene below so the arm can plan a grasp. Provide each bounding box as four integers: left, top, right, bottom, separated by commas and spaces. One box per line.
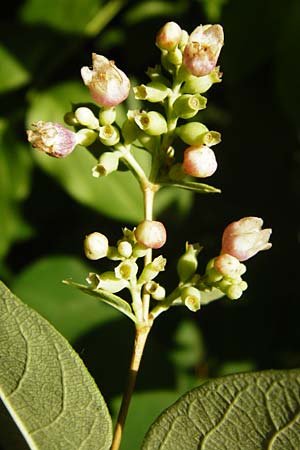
111, 183, 156, 450
110, 325, 152, 450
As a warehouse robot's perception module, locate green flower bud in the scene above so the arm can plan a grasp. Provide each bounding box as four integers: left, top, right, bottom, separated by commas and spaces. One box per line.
96, 271, 128, 293
76, 128, 98, 146
181, 286, 201, 312
75, 107, 99, 129
202, 131, 221, 147
182, 67, 222, 94
92, 151, 120, 177
134, 111, 168, 136
173, 94, 207, 119
226, 284, 243, 300
177, 242, 201, 282
84, 232, 109, 260
117, 240, 133, 258
115, 260, 138, 280
99, 124, 120, 146
99, 107, 116, 126
138, 255, 166, 284
176, 122, 209, 145
144, 281, 166, 300
134, 81, 170, 103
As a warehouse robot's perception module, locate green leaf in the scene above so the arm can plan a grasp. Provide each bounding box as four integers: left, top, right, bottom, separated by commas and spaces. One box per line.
0, 281, 112, 450
142, 369, 300, 450
20, 0, 101, 34
64, 280, 137, 323
0, 44, 30, 93
162, 180, 221, 194
11, 256, 119, 342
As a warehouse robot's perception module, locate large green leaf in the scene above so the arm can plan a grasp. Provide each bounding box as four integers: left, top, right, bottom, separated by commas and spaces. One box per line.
0, 281, 112, 450
11, 255, 119, 342
20, 0, 100, 34
142, 369, 300, 450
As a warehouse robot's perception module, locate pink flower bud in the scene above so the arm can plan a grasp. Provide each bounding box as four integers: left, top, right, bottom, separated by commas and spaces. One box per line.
183, 24, 224, 77
134, 220, 167, 249
81, 53, 130, 107
27, 121, 77, 158
156, 21, 182, 51
221, 217, 272, 262
183, 145, 217, 178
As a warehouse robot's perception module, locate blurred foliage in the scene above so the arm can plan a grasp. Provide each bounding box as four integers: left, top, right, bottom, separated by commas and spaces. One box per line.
0, 0, 299, 448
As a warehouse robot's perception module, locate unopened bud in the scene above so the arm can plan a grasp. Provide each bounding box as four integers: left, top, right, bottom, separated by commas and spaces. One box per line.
183, 145, 217, 178
92, 151, 120, 177
99, 107, 117, 126
156, 21, 182, 51
214, 254, 242, 278
202, 131, 221, 147
182, 67, 222, 94
144, 281, 166, 300
177, 242, 201, 282
75, 107, 99, 129
84, 232, 109, 260
176, 122, 208, 146
134, 111, 168, 136
181, 286, 201, 312
173, 94, 207, 119
115, 260, 138, 280
76, 128, 98, 146
96, 271, 128, 293
138, 255, 166, 284
135, 220, 167, 249
117, 240, 133, 258
134, 81, 170, 103
99, 124, 120, 146
226, 284, 243, 300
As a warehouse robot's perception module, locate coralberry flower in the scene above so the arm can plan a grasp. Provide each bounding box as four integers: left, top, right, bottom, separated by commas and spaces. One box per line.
221, 217, 272, 262
27, 121, 77, 158
84, 232, 109, 260
81, 53, 130, 107
183, 145, 217, 178
183, 24, 224, 77
156, 21, 182, 51
135, 220, 167, 249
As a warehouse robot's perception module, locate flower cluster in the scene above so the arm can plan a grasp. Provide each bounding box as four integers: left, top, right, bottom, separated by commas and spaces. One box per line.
26, 21, 272, 324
